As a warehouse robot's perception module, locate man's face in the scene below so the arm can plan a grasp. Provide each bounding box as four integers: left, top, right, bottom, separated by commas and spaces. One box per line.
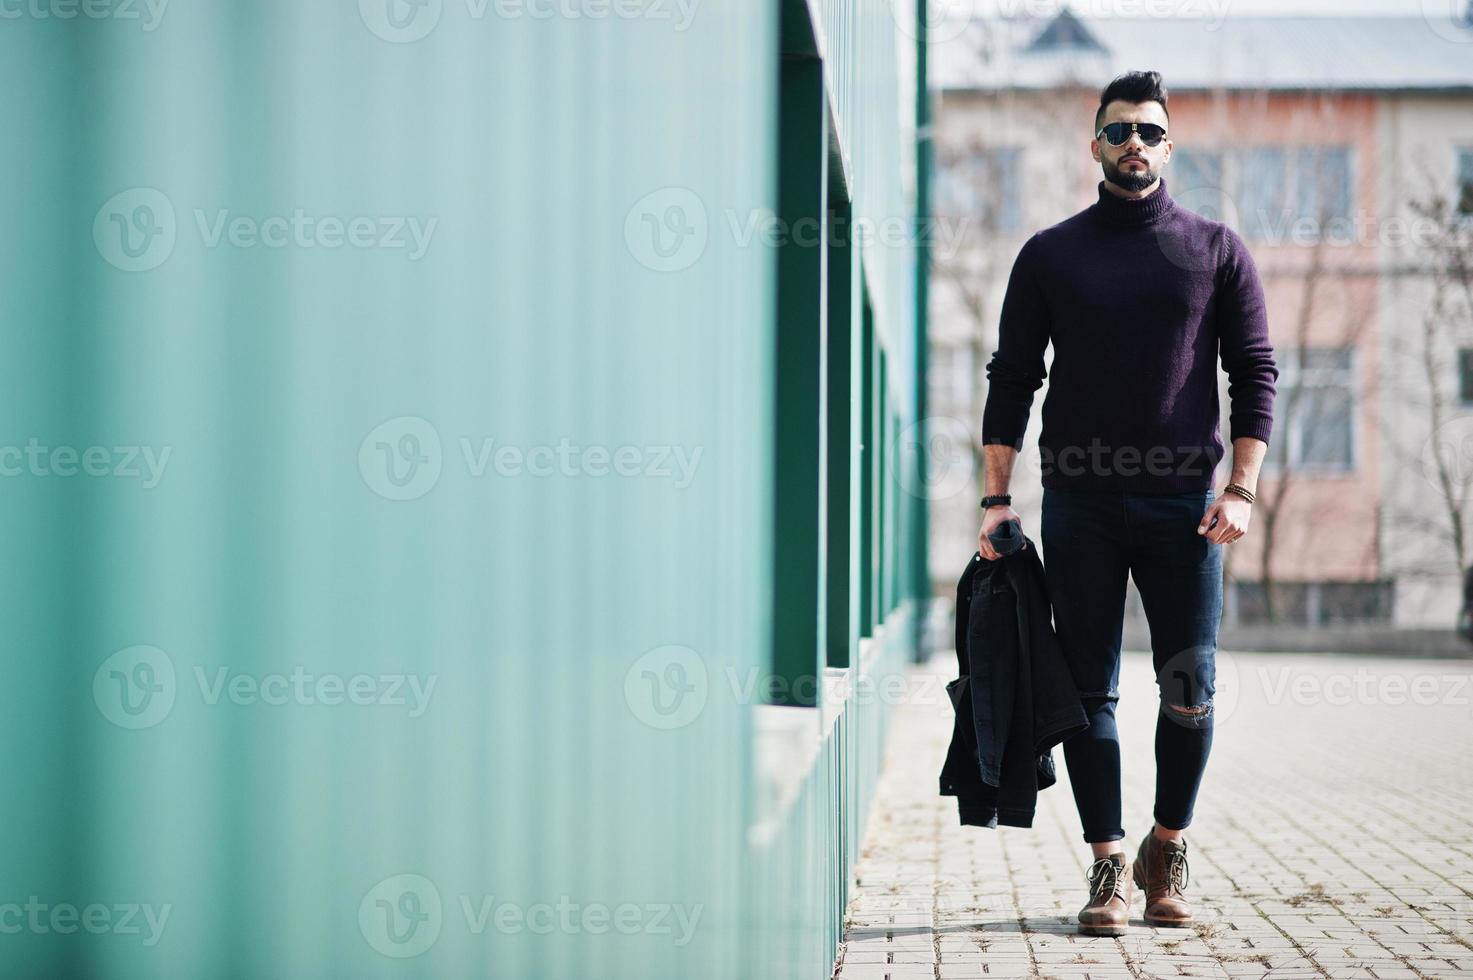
1092, 99, 1171, 193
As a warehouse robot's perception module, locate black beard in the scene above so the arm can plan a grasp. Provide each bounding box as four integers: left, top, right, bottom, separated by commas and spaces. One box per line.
1103, 158, 1156, 193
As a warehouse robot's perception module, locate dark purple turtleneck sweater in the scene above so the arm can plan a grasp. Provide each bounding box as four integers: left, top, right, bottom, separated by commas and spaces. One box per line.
981, 176, 1279, 495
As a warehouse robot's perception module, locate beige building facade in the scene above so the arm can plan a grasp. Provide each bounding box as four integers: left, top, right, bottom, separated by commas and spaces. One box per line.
929, 11, 1473, 632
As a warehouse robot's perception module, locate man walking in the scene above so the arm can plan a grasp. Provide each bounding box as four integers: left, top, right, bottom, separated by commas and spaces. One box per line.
975, 70, 1278, 936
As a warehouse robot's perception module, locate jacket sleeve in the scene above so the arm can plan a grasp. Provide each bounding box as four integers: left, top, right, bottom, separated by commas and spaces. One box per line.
980, 233, 1051, 452
1216, 225, 1279, 445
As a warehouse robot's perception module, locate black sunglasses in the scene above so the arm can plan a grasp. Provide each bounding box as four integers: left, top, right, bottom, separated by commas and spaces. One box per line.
1095, 121, 1167, 147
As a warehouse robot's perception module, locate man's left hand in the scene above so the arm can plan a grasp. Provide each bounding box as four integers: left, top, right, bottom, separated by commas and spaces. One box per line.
1199, 493, 1251, 544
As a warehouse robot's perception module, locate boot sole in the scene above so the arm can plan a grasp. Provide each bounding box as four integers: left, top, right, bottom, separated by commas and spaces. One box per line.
1132, 859, 1194, 927
1078, 922, 1128, 937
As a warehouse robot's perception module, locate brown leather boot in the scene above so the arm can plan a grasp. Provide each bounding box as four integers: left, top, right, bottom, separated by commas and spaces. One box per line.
1132, 831, 1193, 927
1077, 852, 1132, 936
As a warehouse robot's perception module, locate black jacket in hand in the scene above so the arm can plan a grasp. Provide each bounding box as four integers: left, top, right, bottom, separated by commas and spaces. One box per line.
939, 518, 1089, 829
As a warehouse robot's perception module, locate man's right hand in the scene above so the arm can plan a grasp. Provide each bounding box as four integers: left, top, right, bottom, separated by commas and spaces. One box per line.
978, 505, 1026, 561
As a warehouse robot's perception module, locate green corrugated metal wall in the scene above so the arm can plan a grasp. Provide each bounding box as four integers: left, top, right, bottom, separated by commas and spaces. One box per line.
0, 1, 924, 977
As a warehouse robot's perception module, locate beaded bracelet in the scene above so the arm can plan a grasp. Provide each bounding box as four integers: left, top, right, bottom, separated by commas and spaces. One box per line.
1222, 482, 1256, 503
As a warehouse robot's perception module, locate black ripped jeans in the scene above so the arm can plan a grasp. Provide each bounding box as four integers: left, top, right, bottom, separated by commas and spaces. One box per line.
1041, 486, 1223, 844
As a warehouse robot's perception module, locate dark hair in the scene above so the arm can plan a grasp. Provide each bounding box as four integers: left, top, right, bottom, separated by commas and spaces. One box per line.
1094, 71, 1169, 134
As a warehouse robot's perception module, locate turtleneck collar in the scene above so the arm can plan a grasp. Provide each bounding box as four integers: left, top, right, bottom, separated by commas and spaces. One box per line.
1092, 176, 1175, 226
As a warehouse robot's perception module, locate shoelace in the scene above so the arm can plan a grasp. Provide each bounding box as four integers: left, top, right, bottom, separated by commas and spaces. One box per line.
1086, 857, 1126, 905
1164, 841, 1190, 895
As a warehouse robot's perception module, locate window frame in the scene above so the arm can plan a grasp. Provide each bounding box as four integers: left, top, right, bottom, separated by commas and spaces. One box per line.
1458, 347, 1473, 405
1456, 145, 1473, 219
1259, 344, 1359, 478
935, 144, 1024, 233
1232, 144, 1355, 245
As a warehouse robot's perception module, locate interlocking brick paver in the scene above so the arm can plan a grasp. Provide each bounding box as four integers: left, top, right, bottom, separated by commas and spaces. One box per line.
833, 651, 1473, 980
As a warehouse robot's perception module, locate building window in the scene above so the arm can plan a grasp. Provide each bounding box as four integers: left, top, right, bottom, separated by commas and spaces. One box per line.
1235, 146, 1352, 242
1459, 348, 1473, 403
1268, 346, 1356, 474
1168, 148, 1225, 220
1458, 147, 1473, 216
937, 146, 1023, 233
1232, 579, 1308, 625
927, 341, 975, 410
1291, 146, 1352, 228
1232, 580, 1392, 626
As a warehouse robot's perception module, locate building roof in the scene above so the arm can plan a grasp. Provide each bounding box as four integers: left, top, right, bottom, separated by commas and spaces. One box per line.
937, 10, 1473, 93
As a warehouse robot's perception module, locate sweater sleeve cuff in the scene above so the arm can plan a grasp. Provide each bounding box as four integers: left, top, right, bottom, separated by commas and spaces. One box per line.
982, 435, 1026, 453
981, 418, 1029, 453
1230, 417, 1273, 444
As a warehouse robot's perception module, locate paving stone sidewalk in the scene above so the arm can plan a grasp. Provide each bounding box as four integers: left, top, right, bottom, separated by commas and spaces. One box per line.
836, 650, 1473, 980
